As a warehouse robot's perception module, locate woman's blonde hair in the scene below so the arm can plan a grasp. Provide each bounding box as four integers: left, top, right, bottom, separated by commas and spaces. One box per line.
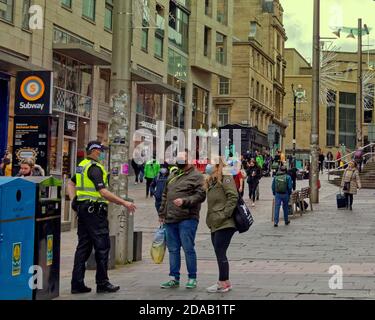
20, 158, 35, 168
205, 156, 226, 189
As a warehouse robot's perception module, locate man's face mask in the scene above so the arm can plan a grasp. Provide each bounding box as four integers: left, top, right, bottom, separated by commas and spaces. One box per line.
176, 158, 186, 170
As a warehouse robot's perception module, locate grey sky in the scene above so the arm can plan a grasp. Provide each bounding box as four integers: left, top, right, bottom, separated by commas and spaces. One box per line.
280, 0, 375, 63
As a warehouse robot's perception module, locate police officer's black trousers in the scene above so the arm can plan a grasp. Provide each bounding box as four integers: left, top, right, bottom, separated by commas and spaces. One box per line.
72, 202, 110, 287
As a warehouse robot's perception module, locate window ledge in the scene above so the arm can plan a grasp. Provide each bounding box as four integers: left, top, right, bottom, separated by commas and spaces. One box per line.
141, 48, 148, 54
104, 28, 113, 34
154, 55, 164, 62
61, 5, 73, 13
82, 16, 96, 25
0, 18, 14, 27
21, 27, 32, 34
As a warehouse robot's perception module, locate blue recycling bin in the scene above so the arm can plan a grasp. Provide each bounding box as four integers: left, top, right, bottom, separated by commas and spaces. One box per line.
0, 177, 36, 300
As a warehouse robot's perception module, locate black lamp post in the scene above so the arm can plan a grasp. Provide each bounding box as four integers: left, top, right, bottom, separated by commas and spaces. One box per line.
292, 84, 297, 167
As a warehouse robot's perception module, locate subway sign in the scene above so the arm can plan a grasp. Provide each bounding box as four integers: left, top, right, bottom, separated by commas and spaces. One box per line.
15, 71, 53, 115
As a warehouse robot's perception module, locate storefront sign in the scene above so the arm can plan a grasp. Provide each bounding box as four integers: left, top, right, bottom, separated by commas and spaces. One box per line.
12, 243, 22, 277
15, 71, 53, 115
121, 163, 129, 175
65, 120, 77, 132
139, 121, 157, 131
47, 235, 53, 266
12, 116, 49, 174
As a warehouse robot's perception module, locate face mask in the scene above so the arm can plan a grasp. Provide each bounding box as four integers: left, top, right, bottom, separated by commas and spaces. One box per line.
176, 163, 186, 170
98, 152, 106, 162
205, 164, 215, 176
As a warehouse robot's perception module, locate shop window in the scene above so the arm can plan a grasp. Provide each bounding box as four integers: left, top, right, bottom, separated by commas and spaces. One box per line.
61, 0, 72, 8
104, 0, 113, 31
326, 90, 336, 146
22, 0, 31, 30
99, 68, 111, 104
155, 32, 164, 59
218, 107, 229, 127
219, 77, 230, 95
168, 48, 188, 81
216, 32, 226, 65
82, 0, 96, 21
205, 0, 211, 16
168, 2, 189, 53
249, 21, 257, 39
204, 26, 211, 57
364, 84, 374, 124
192, 85, 209, 130
0, 0, 13, 22
217, 0, 227, 24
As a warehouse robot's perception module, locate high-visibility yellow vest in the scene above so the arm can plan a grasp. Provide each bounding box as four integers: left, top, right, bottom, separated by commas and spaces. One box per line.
76, 158, 109, 203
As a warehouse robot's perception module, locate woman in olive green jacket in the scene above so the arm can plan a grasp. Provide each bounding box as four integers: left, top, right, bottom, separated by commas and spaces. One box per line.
205, 157, 239, 293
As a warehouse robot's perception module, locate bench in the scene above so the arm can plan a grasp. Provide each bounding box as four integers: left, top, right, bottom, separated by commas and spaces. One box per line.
271, 191, 301, 222
298, 187, 313, 213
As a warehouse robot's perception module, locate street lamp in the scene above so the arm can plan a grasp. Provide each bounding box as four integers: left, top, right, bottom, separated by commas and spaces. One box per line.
291, 84, 297, 167
331, 21, 372, 148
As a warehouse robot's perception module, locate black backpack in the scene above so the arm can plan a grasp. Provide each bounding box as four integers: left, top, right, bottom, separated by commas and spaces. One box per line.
233, 196, 254, 233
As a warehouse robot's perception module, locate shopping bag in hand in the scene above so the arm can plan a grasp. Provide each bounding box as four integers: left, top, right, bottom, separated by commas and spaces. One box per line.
150, 226, 166, 264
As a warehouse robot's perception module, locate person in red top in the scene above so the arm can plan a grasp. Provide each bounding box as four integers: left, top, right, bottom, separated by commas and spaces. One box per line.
233, 171, 245, 197
336, 150, 342, 169
225, 159, 245, 197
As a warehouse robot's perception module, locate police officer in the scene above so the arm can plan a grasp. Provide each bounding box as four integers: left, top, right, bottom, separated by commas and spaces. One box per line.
68, 141, 136, 294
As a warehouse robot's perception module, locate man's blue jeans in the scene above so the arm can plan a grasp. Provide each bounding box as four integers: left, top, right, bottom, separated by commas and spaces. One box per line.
165, 219, 198, 281
274, 193, 290, 225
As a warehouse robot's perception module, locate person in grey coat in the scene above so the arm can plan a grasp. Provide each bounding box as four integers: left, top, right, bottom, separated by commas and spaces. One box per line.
341, 161, 362, 211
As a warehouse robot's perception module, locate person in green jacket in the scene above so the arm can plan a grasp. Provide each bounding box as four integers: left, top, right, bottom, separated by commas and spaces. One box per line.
204, 157, 238, 294
255, 150, 264, 170
144, 159, 160, 198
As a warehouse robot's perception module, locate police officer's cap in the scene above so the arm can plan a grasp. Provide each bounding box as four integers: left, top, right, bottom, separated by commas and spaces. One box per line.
86, 141, 108, 152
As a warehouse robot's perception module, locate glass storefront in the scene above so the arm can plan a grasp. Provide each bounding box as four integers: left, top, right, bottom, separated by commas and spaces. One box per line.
135, 85, 163, 158
192, 85, 209, 130
167, 48, 188, 132
168, 1, 189, 53
339, 92, 356, 150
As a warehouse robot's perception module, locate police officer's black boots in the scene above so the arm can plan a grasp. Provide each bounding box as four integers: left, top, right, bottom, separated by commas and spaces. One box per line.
97, 282, 120, 293
71, 284, 92, 294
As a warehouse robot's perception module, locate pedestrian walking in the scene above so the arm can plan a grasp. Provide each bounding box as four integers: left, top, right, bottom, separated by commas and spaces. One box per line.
319, 150, 325, 174
340, 161, 362, 211
205, 157, 238, 293
144, 158, 160, 198
131, 158, 141, 185
255, 150, 264, 170
0, 155, 12, 176
228, 159, 245, 197
327, 151, 334, 170
354, 149, 364, 173
16, 158, 45, 177
336, 150, 342, 168
67, 141, 136, 294
287, 163, 297, 191
150, 167, 169, 212
246, 159, 261, 207
272, 166, 293, 227
158, 150, 206, 290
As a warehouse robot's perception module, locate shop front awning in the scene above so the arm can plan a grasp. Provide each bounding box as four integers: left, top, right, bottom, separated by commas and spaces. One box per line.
53, 43, 111, 66
131, 68, 181, 95
0, 50, 47, 75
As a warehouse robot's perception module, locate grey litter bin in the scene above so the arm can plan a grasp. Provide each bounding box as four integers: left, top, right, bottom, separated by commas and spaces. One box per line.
86, 235, 116, 270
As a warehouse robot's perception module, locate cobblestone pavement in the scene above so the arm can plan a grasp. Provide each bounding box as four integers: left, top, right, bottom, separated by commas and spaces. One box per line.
57, 174, 375, 300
